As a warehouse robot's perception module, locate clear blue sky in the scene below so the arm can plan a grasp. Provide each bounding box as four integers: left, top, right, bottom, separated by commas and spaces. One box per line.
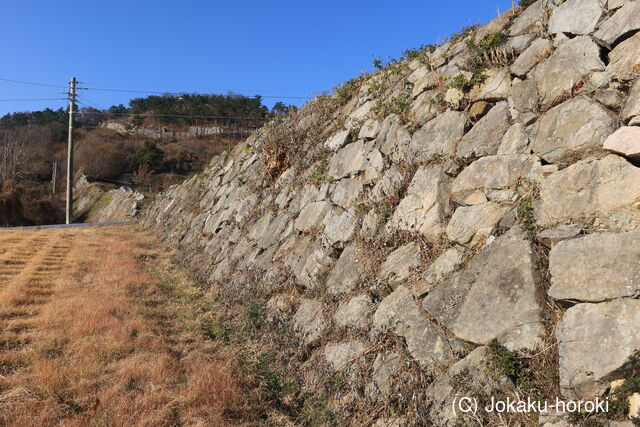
0, 0, 514, 116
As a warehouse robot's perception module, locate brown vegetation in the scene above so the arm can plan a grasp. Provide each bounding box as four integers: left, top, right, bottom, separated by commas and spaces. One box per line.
0, 226, 267, 425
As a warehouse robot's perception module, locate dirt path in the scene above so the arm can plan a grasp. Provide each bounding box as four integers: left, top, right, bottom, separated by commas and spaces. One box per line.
0, 226, 260, 426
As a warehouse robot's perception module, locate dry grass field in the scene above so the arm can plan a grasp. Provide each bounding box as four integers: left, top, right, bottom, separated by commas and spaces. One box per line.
0, 226, 259, 426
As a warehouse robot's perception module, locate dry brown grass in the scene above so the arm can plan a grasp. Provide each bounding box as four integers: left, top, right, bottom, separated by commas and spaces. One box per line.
0, 226, 259, 426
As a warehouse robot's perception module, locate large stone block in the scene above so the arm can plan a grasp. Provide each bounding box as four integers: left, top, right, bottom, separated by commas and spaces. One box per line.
557, 299, 640, 398
372, 286, 464, 372
408, 111, 467, 161
379, 243, 421, 287
549, 231, 640, 302
293, 299, 327, 344
451, 154, 542, 205
510, 38, 553, 78
548, 0, 604, 35
456, 102, 511, 161
531, 97, 616, 165
446, 203, 510, 247
534, 155, 640, 227
389, 165, 451, 240
531, 36, 605, 109
603, 126, 640, 160
423, 229, 544, 350
594, 1, 640, 48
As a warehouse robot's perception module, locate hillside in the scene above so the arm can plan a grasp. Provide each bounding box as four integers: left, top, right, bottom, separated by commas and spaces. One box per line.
138, 0, 640, 424
0, 93, 285, 226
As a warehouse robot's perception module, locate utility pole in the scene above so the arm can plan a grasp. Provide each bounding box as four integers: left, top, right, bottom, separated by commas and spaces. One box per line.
65, 77, 77, 224
52, 161, 58, 194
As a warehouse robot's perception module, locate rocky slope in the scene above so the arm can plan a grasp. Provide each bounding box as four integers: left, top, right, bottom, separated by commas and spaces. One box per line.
73, 176, 144, 223
143, 0, 640, 424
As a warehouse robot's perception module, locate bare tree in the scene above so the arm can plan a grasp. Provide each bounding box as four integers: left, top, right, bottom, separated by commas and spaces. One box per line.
0, 130, 32, 187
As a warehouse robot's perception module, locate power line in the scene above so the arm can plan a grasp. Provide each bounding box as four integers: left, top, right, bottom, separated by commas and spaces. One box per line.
0, 77, 67, 89
76, 95, 104, 110
0, 98, 67, 102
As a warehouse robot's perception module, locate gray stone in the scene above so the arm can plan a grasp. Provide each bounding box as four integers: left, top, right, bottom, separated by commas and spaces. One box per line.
358, 119, 381, 140
407, 65, 428, 84
375, 114, 400, 152
444, 87, 464, 109
589, 70, 612, 89
557, 299, 640, 398
294, 200, 332, 232
457, 102, 511, 161
510, 38, 553, 78
531, 36, 605, 109
327, 140, 377, 179
409, 111, 467, 161
372, 285, 464, 372
451, 154, 543, 205
293, 299, 326, 344
549, 231, 640, 302
536, 224, 582, 248
411, 90, 443, 125
534, 155, 640, 227
327, 244, 372, 295
370, 352, 401, 397
289, 184, 320, 213
292, 242, 333, 289
370, 166, 404, 202
411, 69, 440, 98
325, 130, 351, 151
331, 177, 364, 208
364, 148, 385, 183
608, 0, 624, 10
594, 89, 627, 110
608, 31, 640, 79
509, 77, 540, 114
379, 243, 421, 287
389, 165, 451, 240
548, 0, 604, 35
604, 126, 640, 160
594, 1, 640, 48
531, 97, 616, 165
322, 209, 357, 248
498, 123, 531, 154
346, 100, 376, 127
413, 247, 465, 297
360, 210, 379, 241
446, 203, 510, 247
506, 34, 538, 53
334, 294, 372, 329
510, 0, 547, 36
426, 347, 507, 427
248, 213, 291, 249
622, 79, 640, 123
423, 229, 545, 350
377, 117, 413, 162
470, 68, 511, 102
324, 340, 366, 370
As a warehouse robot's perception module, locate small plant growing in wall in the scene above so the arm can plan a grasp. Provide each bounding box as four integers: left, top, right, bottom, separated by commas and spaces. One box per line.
372, 92, 412, 122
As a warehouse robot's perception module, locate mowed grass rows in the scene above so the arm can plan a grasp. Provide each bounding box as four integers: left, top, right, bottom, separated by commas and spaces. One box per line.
0, 226, 256, 425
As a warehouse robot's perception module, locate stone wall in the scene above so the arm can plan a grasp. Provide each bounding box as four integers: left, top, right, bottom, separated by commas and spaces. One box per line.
143, 0, 640, 424
74, 176, 143, 223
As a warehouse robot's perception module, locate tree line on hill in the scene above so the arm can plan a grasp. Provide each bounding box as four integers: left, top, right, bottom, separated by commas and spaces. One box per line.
0, 93, 296, 226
